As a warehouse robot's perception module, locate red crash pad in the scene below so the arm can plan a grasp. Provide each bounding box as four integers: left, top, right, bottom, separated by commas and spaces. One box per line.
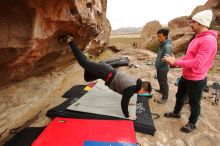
32, 117, 136, 146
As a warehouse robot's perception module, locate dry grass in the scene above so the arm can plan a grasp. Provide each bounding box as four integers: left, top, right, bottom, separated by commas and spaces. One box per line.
109, 34, 139, 48
92, 49, 113, 62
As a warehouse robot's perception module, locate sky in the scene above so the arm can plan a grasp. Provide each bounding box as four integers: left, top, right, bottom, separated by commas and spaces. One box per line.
106, 0, 207, 30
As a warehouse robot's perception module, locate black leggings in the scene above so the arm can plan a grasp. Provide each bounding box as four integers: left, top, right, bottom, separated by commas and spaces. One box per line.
69, 43, 114, 82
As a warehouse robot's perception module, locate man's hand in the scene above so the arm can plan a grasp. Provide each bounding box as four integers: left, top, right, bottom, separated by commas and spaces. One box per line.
129, 115, 137, 120
162, 54, 176, 65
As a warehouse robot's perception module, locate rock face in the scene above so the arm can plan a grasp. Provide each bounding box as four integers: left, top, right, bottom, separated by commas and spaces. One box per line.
205, 0, 220, 49
168, 17, 194, 54
134, 21, 162, 50
0, 0, 111, 86
169, 0, 220, 53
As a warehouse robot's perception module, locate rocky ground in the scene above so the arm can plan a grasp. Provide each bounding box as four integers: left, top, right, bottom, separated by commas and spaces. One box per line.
103, 45, 220, 146
1, 38, 220, 146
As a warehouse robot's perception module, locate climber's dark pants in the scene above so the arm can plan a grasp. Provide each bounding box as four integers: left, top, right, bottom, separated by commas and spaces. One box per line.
69, 43, 115, 83
173, 76, 207, 125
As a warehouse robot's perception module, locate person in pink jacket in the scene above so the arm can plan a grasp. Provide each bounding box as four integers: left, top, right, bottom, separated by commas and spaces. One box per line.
162, 10, 218, 133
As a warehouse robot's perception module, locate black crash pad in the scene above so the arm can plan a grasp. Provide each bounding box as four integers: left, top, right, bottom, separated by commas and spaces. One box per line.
46, 85, 156, 136
3, 127, 45, 146
62, 85, 87, 99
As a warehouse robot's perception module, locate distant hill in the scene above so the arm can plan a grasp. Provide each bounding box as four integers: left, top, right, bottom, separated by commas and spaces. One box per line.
111, 26, 143, 35
111, 24, 168, 35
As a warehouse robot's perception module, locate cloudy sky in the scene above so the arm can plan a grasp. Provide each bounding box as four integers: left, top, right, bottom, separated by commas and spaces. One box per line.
107, 0, 207, 30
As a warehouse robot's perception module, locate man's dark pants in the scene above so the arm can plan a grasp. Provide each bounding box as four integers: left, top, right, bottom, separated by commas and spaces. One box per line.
173, 76, 207, 125
157, 69, 169, 100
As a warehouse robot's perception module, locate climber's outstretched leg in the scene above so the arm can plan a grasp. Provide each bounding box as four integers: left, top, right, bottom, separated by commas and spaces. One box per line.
59, 35, 114, 81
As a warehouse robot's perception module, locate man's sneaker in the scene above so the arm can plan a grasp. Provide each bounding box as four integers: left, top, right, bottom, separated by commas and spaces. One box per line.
157, 98, 167, 104
164, 112, 181, 118
155, 89, 162, 93
58, 34, 74, 43
180, 123, 196, 133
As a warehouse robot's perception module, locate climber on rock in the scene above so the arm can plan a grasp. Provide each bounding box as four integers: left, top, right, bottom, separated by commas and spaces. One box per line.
58, 34, 152, 119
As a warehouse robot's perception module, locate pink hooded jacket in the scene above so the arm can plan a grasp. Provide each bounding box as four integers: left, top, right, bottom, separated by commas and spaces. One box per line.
174, 30, 218, 80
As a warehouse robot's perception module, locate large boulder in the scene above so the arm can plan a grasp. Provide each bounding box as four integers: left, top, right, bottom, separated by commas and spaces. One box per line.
205, 0, 220, 49
168, 17, 194, 53
170, 0, 220, 53
134, 21, 162, 50
205, 0, 219, 8
169, 16, 190, 30
137, 0, 220, 54
170, 27, 194, 54
0, 0, 111, 86
190, 1, 220, 50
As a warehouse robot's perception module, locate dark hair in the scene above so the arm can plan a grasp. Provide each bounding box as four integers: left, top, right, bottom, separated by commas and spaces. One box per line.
157, 28, 169, 37
141, 81, 152, 93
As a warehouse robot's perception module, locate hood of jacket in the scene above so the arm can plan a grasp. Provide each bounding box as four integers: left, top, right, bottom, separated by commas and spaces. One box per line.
196, 30, 218, 40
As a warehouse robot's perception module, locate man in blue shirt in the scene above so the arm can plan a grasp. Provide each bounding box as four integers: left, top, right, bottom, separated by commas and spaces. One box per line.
155, 29, 172, 104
